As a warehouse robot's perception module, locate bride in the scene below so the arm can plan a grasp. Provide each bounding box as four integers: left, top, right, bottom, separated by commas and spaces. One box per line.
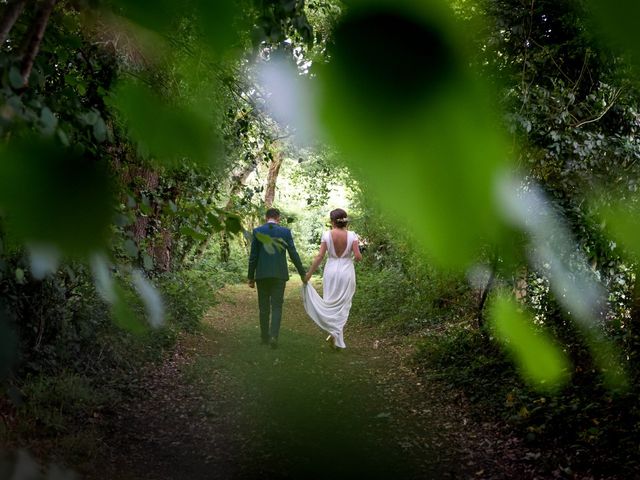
302, 208, 362, 349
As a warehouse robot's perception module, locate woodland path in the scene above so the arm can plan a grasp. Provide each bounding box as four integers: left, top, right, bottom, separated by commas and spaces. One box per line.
87, 281, 541, 480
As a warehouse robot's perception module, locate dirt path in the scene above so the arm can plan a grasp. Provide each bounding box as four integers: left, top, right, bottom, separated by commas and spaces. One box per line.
87, 281, 539, 480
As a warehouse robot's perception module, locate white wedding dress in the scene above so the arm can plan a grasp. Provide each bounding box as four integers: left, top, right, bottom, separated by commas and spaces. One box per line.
302, 230, 358, 348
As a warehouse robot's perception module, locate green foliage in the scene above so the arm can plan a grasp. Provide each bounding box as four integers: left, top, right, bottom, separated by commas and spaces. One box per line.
414, 326, 514, 405
17, 371, 107, 435
350, 202, 477, 331
488, 293, 571, 392
112, 81, 219, 167
3, 0, 640, 473
600, 198, 640, 261
112, 0, 247, 54
590, 0, 640, 66
158, 270, 218, 332
318, 0, 509, 269
255, 232, 288, 254
0, 140, 113, 258
351, 264, 413, 324
415, 323, 640, 475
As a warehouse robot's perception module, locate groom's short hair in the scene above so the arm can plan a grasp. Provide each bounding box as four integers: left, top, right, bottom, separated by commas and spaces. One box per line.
266, 208, 280, 219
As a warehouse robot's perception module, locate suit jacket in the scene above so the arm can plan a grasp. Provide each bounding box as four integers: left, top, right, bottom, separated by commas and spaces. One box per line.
248, 222, 306, 281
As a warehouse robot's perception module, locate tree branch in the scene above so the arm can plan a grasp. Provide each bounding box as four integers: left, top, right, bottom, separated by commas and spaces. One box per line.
571, 88, 622, 129
0, 0, 27, 45
19, 0, 57, 88
264, 147, 283, 208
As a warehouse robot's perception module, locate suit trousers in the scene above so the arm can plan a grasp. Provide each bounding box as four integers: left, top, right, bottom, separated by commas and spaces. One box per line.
256, 278, 287, 340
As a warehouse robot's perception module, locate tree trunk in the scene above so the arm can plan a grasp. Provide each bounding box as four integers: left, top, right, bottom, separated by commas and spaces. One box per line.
228, 160, 258, 204
217, 160, 259, 263
477, 269, 495, 329
477, 253, 501, 328
219, 233, 231, 263
0, 0, 27, 45
19, 0, 57, 88
264, 149, 283, 208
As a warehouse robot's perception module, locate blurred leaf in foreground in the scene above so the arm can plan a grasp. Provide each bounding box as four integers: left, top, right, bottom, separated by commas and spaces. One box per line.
0, 139, 113, 256
195, 0, 246, 55
589, 0, 640, 65
91, 254, 163, 332
489, 293, 571, 392
27, 243, 61, 280
132, 269, 164, 328
254, 232, 286, 255
600, 198, 640, 260
499, 175, 628, 390
110, 0, 176, 33
112, 82, 219, 167
317, 0, 509, 269
112, 0, 243, 55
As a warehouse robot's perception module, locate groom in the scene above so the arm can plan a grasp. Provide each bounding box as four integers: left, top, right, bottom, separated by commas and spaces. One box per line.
248, 208, 306, 349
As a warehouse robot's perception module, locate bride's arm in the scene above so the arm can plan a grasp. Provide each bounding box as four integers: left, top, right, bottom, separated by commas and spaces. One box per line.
352, 240, 362, 262
304, 242, 327, 282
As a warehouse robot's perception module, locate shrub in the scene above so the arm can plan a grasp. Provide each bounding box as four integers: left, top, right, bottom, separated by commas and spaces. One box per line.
158, 269, 218, 332
16, 371, 107, 435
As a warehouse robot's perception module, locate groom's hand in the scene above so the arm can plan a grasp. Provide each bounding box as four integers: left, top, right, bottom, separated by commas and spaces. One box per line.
248, 279, 255, 288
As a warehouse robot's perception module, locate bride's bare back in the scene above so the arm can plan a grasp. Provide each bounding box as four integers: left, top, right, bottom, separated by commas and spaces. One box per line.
331, 228, 349, 257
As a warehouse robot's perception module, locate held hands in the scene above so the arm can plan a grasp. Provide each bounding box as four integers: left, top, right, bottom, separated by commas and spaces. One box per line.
248, 279, 255, 289
303, 272, 312, 283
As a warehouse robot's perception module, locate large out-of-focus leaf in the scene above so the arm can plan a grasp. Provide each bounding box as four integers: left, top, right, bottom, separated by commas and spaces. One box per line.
256, 55, 318, 145
0, 139, 113, 255
489, 294, 571, 392
590, 0, 640, 64
132, 269, 164, 328
91, 254, 162, 332
91, 253, 116, 304
600, 199, 640, 260
317, 1, 509, 269
111, 0, 176, 33
28, 243, 61, 280
111, 282, 147, 334
112, 0, 243, 55
499, 177, 628, 390
112, 82, 218, 167
196, 1, 246, 54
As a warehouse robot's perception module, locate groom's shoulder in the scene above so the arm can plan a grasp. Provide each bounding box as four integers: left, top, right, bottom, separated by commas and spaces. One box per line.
254, 223, 289, 234
274, 224, 291, 235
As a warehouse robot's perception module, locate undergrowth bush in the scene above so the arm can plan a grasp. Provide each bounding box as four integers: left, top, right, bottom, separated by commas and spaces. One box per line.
350, 210, 477, 332
16, 371, 109, 435
158, 269, 219, 332
414, 322, 640, 476
353, 204, 640, 475
1, 246, 239, 458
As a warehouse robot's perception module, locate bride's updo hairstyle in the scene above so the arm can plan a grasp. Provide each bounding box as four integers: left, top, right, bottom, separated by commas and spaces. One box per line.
330, 208, 348, 229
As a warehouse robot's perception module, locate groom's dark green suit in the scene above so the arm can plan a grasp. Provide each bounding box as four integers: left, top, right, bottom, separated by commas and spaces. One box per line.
248, 221, 306, 343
